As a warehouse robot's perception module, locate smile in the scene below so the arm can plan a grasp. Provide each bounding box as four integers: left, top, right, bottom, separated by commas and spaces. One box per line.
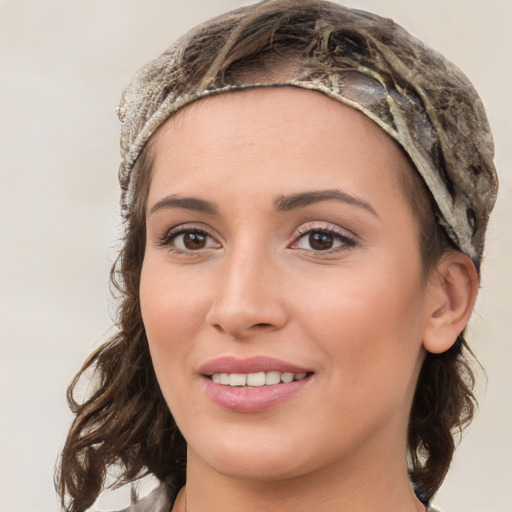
210, 371, 309, 387
199, 356, 314, 412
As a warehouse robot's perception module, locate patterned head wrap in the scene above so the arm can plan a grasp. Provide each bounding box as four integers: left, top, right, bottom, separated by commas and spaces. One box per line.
116, 0, 498, 267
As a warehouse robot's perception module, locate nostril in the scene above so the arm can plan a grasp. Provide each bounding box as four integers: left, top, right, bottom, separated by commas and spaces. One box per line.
206, 295, 288, 338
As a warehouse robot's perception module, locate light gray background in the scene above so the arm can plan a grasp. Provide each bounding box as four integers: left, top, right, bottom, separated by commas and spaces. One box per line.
1, 1, 510, 511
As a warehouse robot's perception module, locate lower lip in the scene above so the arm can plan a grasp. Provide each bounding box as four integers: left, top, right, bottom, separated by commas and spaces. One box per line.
202, 376, 312, 413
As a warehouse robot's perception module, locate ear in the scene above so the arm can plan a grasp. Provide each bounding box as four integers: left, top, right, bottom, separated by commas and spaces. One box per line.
423, 252, 479, 354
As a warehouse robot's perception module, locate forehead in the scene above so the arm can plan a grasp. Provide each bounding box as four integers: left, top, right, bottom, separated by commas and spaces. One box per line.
152, 86, 411, 170
147, 87, 414, 209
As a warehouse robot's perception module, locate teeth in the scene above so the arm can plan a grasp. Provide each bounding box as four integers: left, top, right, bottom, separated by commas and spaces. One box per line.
212, 373, 231, 385
281, 372, 294, 383
247, 372, 266, 386
210, 371, 309, 387
229, 373, 247, 386
265, 371, 281, 385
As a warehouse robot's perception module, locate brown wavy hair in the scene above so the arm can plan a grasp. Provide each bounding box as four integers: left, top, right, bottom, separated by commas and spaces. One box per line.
57, 1, 480, 510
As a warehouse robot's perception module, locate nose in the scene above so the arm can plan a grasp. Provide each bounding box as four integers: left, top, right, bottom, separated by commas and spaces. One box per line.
205, 245, 288, 339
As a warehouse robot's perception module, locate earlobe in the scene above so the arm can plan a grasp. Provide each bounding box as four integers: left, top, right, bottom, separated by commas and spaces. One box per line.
423, 252, 479, 354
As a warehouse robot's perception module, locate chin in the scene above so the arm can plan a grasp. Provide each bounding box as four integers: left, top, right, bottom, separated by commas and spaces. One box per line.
186, 426, 331, 483
207, 454, 311, 482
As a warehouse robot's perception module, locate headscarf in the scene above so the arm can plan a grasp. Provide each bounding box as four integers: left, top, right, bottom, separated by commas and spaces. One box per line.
116, 0, 498, 267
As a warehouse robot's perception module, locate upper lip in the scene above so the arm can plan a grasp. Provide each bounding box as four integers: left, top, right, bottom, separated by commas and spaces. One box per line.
199, 356, 312, 376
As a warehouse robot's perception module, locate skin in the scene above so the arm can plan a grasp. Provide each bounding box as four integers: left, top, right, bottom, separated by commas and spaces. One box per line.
140, 87, 476, 512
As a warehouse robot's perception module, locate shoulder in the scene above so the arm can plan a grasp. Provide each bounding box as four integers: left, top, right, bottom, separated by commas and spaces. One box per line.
113, 485, 171, 512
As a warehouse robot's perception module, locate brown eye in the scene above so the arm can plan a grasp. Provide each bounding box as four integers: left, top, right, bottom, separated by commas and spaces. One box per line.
293, 227, 355, 253
168, 229, 219, 251
182, 232, 207, 249
309, 232, 334, 250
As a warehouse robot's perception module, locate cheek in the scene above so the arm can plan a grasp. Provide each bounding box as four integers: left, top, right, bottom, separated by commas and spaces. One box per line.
139, 259, 208, 392
141, 259, 207, 340
294, 261, 428, 389
140, 267, 210, 434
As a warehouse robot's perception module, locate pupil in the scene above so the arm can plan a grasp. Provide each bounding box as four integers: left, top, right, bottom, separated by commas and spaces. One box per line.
309, 232, 333, 250
184, 232, 206, 249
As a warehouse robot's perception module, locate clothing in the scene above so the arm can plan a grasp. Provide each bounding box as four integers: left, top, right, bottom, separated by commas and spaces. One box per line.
115, 485, 171, 512
116, 483, 444, 511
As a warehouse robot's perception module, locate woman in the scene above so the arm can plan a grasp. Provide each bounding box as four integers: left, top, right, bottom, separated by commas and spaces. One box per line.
57, 1, 498, 511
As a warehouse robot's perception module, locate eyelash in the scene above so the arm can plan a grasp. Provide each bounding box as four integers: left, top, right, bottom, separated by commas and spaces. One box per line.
158, 225, 219, 254
158, 224, 356, 254
291, 225, 356, 253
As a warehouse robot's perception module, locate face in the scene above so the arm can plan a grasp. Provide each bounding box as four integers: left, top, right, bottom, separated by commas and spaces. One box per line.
140, 87, 435, 483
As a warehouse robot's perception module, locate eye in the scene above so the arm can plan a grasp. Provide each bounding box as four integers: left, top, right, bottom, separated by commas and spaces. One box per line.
293, 227, 355, 252
162, 227, 220, 252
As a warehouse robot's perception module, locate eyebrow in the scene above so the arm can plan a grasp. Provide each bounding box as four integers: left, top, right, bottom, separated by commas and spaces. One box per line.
149, 189, 377, 217
274, 189, 378, 217
149, 195, 218, 215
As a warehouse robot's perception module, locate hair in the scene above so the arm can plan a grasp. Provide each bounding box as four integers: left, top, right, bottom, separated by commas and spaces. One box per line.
57, 1, 480, 510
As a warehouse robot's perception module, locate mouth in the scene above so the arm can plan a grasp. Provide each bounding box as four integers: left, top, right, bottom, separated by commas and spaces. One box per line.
207, 371, 312, 387
199, 356, 314, 412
